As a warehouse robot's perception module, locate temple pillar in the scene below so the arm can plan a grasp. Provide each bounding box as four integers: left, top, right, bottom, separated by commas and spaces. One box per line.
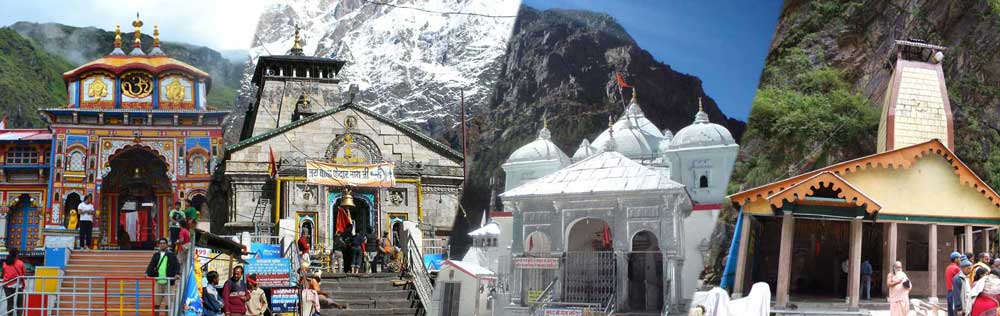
848, 218, 862, 310
966, 225, 974, 254
733, 213, 751, 297
929, 224, 938, 302
982, 229, 990, 255
775, 213, 795, 308
886, 222, 898, 297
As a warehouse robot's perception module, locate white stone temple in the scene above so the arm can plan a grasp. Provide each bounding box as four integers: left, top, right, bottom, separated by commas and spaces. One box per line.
496, 93, 739, 314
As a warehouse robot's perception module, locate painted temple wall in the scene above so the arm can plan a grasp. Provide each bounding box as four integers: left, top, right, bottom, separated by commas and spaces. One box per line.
680, 209, 718, 299
742, 154, 1000, 219
843, 154, 999, 218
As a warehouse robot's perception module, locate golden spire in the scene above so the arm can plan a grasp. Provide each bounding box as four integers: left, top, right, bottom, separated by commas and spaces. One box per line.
153, 24, 160, 47
698, 97, 703, 112
113, 25, 122, 48
290, 24, 304, 55
543, 111, 548, 129
631, 87, 637, 102
132, 12, 144, 48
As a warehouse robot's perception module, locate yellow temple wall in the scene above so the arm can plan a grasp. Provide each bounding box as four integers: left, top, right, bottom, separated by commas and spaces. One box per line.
843, 154, 1000, 219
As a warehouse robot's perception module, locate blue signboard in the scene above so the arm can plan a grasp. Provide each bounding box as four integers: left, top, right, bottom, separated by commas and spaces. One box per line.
270, 287, 299, 314
250, 243, 282, 259
246, 258, 292, 288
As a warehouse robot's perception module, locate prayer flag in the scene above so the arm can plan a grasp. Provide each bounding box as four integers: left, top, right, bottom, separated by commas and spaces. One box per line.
615, 72, 633, 89
268, 146, 277, 179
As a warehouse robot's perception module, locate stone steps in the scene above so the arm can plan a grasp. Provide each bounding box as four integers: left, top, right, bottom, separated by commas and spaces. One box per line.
56, 250, 166, 314
318, 273, 423, 316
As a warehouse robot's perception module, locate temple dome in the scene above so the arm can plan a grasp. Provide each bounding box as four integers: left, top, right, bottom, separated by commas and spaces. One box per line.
572, 139, 596, 162
591, 98, 665, 160
505, 125, 569, 165
669, 107, 735, 150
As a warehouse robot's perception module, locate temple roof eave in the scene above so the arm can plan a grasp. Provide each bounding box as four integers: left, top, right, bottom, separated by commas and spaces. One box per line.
729, 139, 1000, 209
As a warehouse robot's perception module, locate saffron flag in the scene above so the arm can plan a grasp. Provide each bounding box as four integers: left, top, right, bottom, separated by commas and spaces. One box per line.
602, 223, 612, 249
615, 72, 633, 88
268, 146, 277, 179
182, 263, 204, 316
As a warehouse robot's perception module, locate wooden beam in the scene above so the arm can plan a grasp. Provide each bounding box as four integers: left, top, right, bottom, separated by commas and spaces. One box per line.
929, 224, 939, 301
848, 218, 862, 310
775, 213, 795, 308
733, 213, 752, 297
966, 225, 974, 254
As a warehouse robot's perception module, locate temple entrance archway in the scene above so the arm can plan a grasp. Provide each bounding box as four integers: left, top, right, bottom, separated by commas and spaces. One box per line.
628, 230, 663, 312
62, 192, 81, 228
563, 217, 615, 304
101, 146, 172, 250
6, 194, 40, 251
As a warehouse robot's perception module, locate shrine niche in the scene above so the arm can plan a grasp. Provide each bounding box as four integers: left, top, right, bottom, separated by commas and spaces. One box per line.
325, 132, 383, 164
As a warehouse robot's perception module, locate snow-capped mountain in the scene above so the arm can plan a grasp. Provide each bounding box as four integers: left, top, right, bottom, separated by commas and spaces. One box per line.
242, 0, 520, 136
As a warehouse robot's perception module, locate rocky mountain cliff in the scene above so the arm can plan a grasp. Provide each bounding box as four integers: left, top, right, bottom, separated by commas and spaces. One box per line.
0, 28, 72, 128
447, 6, 746, 255
9, 22, 243, 111
231, 0, 520, 144
704, 0, 1000, 285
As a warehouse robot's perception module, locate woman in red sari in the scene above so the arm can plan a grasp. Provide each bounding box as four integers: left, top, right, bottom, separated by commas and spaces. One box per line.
970, 269, 1000, 316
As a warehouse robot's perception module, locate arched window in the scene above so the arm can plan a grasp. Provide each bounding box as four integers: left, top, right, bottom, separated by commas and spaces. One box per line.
189, 154, 207, 175
699, 175, 709, 188
68, 150, 86, 171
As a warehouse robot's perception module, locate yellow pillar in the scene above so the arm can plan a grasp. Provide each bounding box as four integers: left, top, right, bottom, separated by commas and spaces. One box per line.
274, 177, 281, 224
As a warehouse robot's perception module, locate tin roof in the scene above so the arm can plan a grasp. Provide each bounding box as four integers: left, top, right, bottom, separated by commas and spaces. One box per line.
501, 151, 684, 198
0, 129, 51, 142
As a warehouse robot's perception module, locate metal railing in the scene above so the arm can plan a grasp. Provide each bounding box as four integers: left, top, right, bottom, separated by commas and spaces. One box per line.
0, 275, 176, 316
527, 277, 557, 315
407, 237, 433, 313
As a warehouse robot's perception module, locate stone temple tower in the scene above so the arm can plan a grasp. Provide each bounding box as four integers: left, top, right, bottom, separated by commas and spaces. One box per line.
877, 40, 954, 153
240, 26, 348, 140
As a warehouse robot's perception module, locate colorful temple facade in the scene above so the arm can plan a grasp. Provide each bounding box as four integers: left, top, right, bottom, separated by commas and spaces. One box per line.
725, 41, 1000, 310
0, 129, 52, 251
0, 16, 228, 251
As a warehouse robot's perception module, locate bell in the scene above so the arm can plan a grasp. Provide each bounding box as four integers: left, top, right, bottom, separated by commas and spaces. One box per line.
341, 188, 356, 208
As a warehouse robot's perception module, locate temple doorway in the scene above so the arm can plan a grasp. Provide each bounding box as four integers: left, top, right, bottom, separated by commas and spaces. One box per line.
100, 147, 172, 250
563, 218, 615, 304
6, 194, 40, 251
62, 192, 81, 228
330, 190, 376, 238
628, 231, 663, 312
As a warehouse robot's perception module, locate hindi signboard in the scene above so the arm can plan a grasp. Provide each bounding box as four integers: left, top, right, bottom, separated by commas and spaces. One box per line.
246, 258, 292, 288
543, 308, 583, 316
270, 287, 299, 314
305, 161, 395, 188
513, 257, 559, 269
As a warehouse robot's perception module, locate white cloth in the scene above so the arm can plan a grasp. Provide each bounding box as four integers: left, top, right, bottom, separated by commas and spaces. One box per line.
126, 211, 138, 240
688, 283, 770, 316
78, 202, 94, 222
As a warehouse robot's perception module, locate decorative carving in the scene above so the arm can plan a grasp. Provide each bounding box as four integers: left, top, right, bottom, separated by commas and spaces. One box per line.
325, 133, 383, 164
165, 78, 186, 102
120, 71, 154, 98
524, 212, 551, 223
87, 77, 108, 100
627, 206, 659, 218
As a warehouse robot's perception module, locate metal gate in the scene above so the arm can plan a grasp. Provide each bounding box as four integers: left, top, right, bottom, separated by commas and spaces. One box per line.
562, 251, 616, 304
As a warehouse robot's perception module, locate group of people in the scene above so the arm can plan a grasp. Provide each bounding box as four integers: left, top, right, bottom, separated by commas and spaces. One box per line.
202, 265, 268, 316
946, 252, 1000, 316
306, 227, 399, 274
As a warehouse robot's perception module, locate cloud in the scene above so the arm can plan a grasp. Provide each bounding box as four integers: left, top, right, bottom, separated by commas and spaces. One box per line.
1, 0, 277, 50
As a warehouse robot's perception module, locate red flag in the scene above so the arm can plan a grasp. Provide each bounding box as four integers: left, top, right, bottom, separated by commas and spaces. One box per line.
602, 223, 612, 249
615, 72, 633, 89
268, 146, 277, 179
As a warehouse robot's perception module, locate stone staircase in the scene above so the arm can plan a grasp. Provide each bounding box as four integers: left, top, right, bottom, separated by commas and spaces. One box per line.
319, 273, 424, 316
56, 250, 173, 314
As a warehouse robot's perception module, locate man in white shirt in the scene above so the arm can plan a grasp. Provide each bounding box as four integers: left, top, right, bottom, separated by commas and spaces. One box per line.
78, 195, 96, 250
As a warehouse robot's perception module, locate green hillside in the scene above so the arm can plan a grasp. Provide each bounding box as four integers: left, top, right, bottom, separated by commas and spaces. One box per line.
0, 27, 73, 128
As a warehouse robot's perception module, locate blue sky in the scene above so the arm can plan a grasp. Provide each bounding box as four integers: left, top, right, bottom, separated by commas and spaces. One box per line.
523, 0, 782, 120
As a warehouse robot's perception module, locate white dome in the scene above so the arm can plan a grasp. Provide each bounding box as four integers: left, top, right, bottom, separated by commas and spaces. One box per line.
591, 99, 665, 160
506, 126, 570, 164
572, 139, 596, 162
669, 110, 736, 150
